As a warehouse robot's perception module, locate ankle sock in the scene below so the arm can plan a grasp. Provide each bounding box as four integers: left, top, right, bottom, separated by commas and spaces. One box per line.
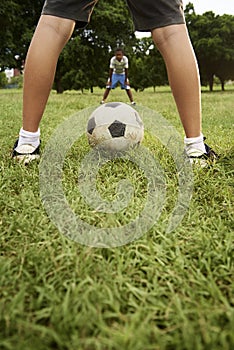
184, 133, 206, 154
18, 128, 40, 149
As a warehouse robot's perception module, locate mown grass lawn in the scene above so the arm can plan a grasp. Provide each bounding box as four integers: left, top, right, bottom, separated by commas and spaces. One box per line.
0, 86, 233, 350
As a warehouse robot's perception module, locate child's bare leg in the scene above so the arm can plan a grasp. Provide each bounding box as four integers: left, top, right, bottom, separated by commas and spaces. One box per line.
126, 89, 134, 103
23, 15, 75, 132
152, 24, 202, 138
102, 88, 111, 102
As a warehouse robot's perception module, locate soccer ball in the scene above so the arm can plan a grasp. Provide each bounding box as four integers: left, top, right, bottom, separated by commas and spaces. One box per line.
87, 102, 144, 152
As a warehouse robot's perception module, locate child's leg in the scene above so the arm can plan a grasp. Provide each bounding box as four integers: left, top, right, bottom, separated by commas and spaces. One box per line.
22, 15, 75, 132
151, 24, 202, 139
120, 76, 134, 103
126, 89, 134, 103
102, 88, 111, 102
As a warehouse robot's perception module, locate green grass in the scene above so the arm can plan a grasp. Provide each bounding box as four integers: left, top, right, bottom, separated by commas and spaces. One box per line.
0, 86, 233, 350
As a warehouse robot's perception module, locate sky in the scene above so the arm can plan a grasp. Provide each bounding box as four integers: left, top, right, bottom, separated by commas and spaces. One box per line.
136, 0, 234, 37
183, 0, 234, 16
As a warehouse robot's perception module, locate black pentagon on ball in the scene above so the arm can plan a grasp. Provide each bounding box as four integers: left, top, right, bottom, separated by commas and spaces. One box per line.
87, 116, 96, 134
108, 120, 126, 137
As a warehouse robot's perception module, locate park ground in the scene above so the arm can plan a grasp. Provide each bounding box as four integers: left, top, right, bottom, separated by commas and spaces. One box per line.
0, 86, 233, 350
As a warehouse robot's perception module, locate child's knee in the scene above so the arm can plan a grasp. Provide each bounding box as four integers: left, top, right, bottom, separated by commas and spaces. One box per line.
40, 15, 74, 43
152, 24, 186, 48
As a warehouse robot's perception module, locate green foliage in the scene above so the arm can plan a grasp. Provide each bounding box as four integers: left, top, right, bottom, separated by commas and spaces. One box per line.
54, 0, 137, 93
10, 75, 24, 88
129, 38, 168, 92
0, 72, 8, 88
185, 7, 234, 90
88, 0, 135, 50
1, 1, 233, 92
54, 35, 108, 93
0, 0, 44, 70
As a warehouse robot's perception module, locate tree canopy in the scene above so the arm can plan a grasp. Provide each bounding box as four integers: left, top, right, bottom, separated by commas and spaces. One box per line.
0, 0, 44, 69
185, 3, 234, 90
1, 1, 233, 92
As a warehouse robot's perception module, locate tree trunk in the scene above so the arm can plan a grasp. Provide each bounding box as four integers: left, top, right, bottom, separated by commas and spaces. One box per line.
55, 79, 64, 94
221, 79, 225, 91
209, 75, 214, 92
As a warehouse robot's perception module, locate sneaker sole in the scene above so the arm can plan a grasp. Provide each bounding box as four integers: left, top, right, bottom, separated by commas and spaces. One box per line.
14, 154, 40, 165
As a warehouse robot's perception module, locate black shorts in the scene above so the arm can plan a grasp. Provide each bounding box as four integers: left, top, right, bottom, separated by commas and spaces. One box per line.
42, 0, 98, 28
42, 0, 185, 30
126, 0, 185, 31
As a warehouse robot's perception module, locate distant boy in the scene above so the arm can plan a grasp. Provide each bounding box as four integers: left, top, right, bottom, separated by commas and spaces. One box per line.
101, 48, 135, 105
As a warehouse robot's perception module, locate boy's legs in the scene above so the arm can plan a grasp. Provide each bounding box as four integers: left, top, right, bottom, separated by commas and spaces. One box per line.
151, 24, 202, 139
14, 0, 99, 155
101, 75, 117, 103
119, 75, 135, 104
126, 0, 217, 160
23, 15, 75, 132
13, 15, 75, 162
125, 89, 134, 103
151, 24, 218, 160
102, 87, 111, 102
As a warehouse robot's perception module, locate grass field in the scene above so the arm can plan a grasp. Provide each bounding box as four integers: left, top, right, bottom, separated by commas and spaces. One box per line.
0, 86, 233, 350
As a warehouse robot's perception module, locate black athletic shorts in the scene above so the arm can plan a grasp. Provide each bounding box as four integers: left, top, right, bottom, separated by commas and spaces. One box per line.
42, 0, 185, 30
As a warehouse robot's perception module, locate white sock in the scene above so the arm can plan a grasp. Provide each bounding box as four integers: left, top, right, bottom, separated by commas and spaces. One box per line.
18, 128, 40, 149
184, 133, 206, 154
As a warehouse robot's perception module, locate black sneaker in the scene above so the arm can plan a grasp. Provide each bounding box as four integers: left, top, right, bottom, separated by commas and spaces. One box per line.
186, 143, 218, 168
12, 139, 40, 165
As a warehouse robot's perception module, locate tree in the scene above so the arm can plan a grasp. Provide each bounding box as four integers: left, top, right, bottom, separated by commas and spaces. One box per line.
0, 0, 43, 71
129, 37, 168, 92
0, 0, 170, 92
54, 0, 137, 93
0, 72, 8, 88
185, 6, 234, 91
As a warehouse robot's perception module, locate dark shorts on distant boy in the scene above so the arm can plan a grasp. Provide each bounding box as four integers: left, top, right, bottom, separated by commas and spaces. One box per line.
42, 0, 185, 30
